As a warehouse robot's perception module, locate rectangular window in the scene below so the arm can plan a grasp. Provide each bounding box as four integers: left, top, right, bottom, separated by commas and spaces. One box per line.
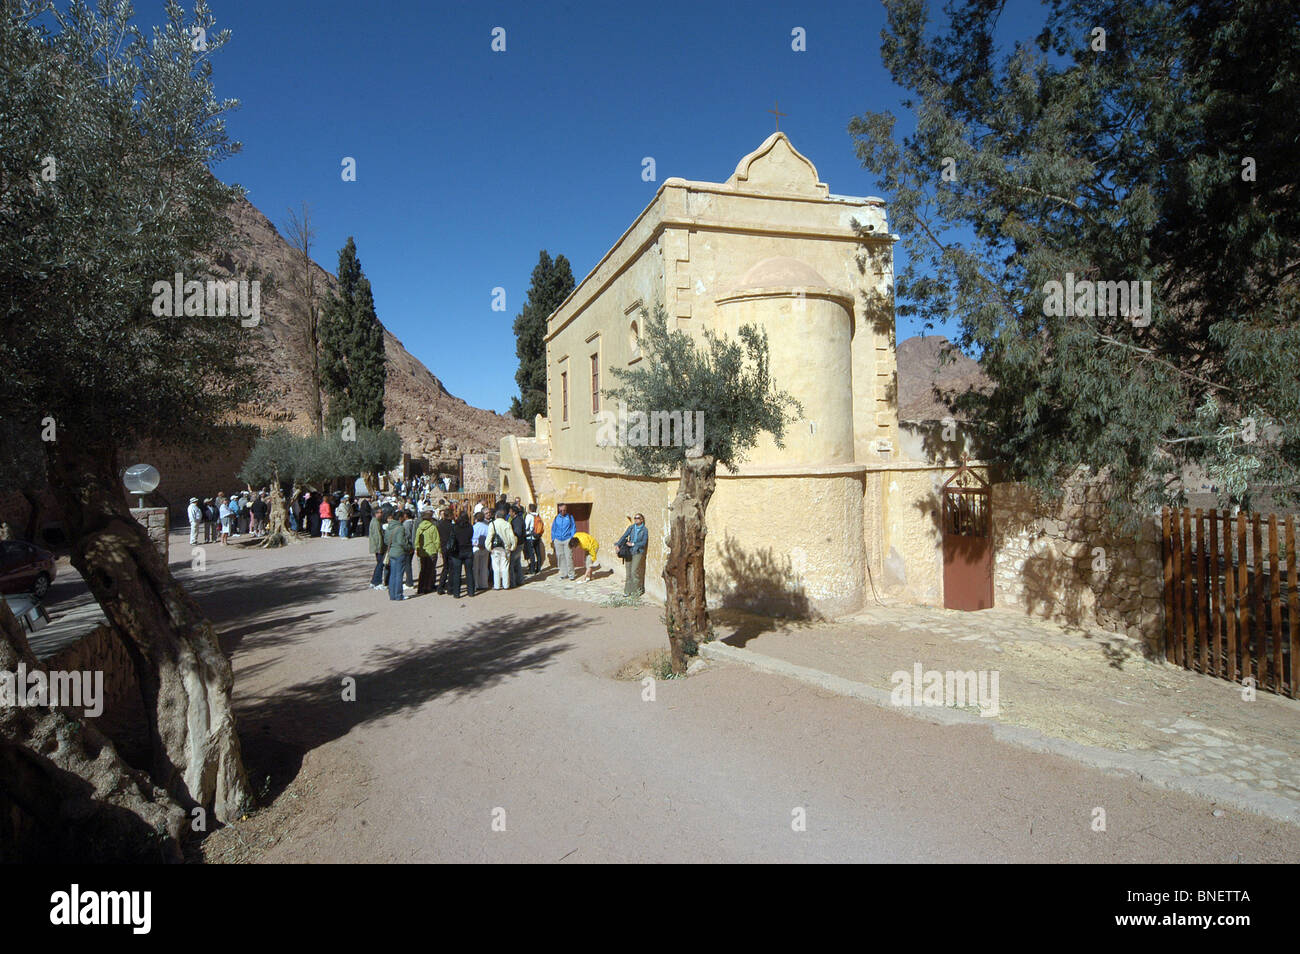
561, 371, 569, 424
591, 353, 600, 414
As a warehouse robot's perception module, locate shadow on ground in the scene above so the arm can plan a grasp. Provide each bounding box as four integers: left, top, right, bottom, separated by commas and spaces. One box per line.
181, 554, 367, 656
233, 610, 586, 803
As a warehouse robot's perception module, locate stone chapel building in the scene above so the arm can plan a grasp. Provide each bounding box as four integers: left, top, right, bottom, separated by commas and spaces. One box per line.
498, 132, 962, 617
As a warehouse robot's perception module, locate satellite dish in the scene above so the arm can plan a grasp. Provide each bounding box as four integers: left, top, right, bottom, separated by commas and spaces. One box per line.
124, 463, 160, 507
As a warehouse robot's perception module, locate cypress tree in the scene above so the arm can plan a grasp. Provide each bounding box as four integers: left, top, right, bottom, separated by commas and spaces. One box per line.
511, 250, 575, 420
321, 237, 387, 434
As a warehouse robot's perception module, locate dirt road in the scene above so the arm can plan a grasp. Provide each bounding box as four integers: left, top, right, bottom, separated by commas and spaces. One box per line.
185, 534, 1298, 863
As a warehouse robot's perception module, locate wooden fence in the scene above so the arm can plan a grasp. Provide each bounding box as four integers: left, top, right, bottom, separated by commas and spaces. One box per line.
1162, 508, 1298, 698
433, 491, 499, 514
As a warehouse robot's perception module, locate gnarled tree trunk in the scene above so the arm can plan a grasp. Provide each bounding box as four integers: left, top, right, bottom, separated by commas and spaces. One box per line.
261, 467, 292, 548
0, 598, 185, 862
662, 455, 716, 673
44, 438, 252, 824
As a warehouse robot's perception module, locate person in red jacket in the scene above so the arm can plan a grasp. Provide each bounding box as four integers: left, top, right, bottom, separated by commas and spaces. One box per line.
319, 495, 334, 537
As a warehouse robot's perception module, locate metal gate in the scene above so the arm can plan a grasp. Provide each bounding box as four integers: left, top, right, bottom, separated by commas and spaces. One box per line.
942, 462, 993, 610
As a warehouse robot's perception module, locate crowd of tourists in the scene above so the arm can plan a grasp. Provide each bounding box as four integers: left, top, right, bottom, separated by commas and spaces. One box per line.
186, 479, 651, 604
364, 495, 649, 604
188, 492, 271, 545
187, 488, 365, 544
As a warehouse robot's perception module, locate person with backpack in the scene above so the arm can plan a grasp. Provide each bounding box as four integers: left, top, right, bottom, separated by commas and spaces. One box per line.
509, 504, 527, 587
487, 507, 516, 590
616, 513, 649, 597
524, 503, 544, 574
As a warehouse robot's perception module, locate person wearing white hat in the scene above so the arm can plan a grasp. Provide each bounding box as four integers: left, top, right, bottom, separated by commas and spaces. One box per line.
187, 497, 202, 546
338, 494, 352, 538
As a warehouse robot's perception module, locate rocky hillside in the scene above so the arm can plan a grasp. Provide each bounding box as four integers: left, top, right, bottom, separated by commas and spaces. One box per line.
214, 197, 529, 467
895, 334, 991, 421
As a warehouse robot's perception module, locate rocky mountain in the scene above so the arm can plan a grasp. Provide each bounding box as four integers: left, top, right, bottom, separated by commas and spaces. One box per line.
215, 197, 529, 466
895, 334, 992, 421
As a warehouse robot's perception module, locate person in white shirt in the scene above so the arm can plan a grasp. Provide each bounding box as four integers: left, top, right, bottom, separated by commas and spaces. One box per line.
487, 509, 516, 590
187, 497, 202, 545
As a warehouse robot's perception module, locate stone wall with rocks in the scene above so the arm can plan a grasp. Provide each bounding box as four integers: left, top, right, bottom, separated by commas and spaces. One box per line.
992, 479, 1164, 653
131, 425, 260, 520
129, 507, 169, 564
459, 452, 500, 493
45, 622, 140, 728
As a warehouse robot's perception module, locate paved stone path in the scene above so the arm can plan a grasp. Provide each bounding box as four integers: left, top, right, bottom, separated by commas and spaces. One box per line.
521, 565, 640, 607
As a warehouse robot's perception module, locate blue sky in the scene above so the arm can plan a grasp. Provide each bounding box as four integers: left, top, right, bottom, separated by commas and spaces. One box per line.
184, 0, 1030, 413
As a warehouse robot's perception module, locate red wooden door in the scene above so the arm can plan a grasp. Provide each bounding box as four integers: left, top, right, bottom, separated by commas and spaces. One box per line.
941, 465, 994, 610
566, 503, 592, 569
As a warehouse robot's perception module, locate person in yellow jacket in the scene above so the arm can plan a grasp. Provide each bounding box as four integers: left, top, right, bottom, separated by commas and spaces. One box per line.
414, 509, 442, 595
568, 531, 600, 583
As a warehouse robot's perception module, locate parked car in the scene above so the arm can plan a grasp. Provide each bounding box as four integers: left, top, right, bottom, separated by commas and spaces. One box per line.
0, 540, 57, 599
0, 591, 51, 634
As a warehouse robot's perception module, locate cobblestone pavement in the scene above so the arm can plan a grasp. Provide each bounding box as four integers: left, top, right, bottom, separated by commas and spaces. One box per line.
521, 565, 641, 607
528, 578, 1300, 815
740, 603, 1300, 812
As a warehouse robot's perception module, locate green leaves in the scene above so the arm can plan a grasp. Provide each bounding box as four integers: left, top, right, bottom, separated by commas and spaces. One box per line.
512, 251, 574, 421
604, 305, 801, 477
0, 0, 250, 454
853, 0, 1300, 516
239, 427, 401, 488
320, 237, 387, 432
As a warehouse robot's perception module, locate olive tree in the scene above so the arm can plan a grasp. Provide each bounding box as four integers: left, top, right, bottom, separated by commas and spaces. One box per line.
239, 429, 303, 546
0, 0, 253, 838
605, 305, 800, 673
